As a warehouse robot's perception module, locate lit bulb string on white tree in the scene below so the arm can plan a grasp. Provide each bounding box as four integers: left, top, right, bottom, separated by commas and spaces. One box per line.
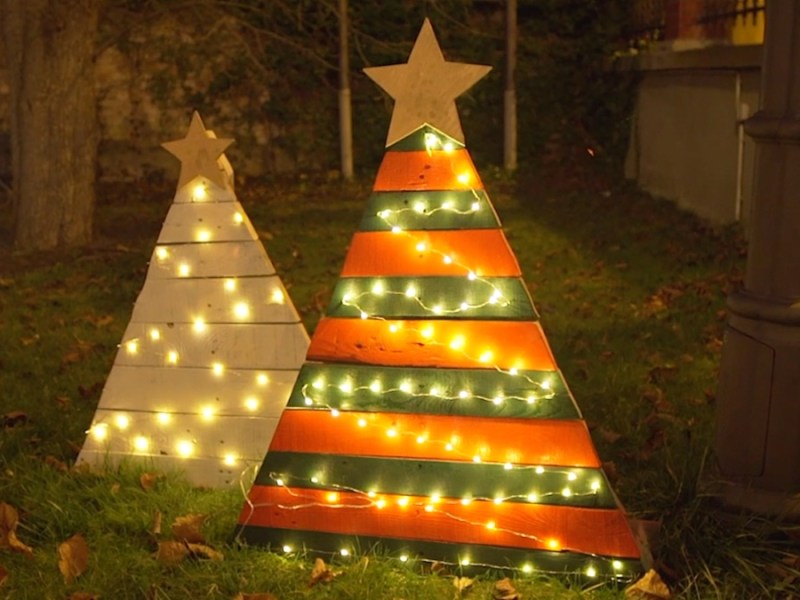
84, 178, 296, 468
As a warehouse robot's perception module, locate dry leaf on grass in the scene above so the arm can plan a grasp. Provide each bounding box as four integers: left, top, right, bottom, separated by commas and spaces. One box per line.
308, 557, 338, 587
453, 576, 474, 595
139, 472, 160, 492
625, 569, 671, 599
2, 411, 28, 428
67, 593, 99, 600
155, 540, 223, 566
44, 455, 68, 472
0, 502, 33, 556
493, 577, 520, 600
234, 593, 279, 600
171, 514, 207, 543
58, 534, 89, 584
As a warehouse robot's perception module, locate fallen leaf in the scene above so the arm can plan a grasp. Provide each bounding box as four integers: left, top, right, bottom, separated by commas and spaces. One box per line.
2, 411, 28, 428
67, 593, 99, 600
90, 314, 114, 327
625, 569, 671, 599
186, 542, 223, 561
493, 577, 519, 599
58, 534, 89, 584
430, 560, 447, 575
598, 426, 622, 444
0, 502, 33, 556
171, 514, 207, 543
453, 576, 474, 595
44, 455, 68, 472
139, 472, 159, 491
309, 557, 337, 587
234, 593, 278, 600
155, 541, 189, 566
20, 335, 39, 346
55, 395, 71, 409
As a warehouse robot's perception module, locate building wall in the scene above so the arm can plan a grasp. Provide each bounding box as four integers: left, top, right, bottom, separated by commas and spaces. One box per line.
623, 45, 762, 230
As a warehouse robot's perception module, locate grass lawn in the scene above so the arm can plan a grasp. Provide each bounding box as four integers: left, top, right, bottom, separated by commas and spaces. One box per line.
1, 170, 798, 599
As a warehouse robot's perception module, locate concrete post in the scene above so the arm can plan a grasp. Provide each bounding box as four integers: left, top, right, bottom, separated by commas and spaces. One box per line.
714, 2, 800, 514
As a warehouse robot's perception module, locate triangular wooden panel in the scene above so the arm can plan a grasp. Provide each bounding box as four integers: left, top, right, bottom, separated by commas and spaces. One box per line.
77, 170, 310, 487
235, 124, 643, 580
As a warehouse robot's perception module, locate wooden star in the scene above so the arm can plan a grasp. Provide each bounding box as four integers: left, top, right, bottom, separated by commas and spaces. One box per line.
364, 19, 491, 147
162, 111, 233, 190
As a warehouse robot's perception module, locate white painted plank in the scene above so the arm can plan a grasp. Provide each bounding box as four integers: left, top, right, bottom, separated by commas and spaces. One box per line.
94, 365, 299, 415
116, 323, 309, 370
145, 240, 277, 279
156, 202, 259, 244
129, 277, 304, 324
174, 176, 237, 204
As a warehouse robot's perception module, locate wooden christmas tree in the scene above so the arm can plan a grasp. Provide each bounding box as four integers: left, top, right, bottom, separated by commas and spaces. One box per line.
235, 21, 643, 579
77, 112, 309, 487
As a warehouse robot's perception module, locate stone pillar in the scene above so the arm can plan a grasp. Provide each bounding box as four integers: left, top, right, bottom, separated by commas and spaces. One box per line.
714, 2, 800, 514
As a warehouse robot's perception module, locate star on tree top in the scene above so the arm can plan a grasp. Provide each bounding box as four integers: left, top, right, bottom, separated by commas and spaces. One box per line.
161, 111, 234, 190
364, 18, 491, 147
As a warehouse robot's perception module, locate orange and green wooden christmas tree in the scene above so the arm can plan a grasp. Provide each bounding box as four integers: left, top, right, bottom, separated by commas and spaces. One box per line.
235, 19, 643, 580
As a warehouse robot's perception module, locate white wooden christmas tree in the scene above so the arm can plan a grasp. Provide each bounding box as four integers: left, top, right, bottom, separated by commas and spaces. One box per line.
77, 112, 310, 487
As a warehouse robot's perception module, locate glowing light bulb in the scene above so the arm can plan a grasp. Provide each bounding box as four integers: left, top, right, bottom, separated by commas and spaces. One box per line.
535, 466, 545, 474
376, 499, 386, 509
233, 302, 250, 319
429, 385, 442, 397
91, 423, 108, 440
223, 453, 237, 466
526, 395, 537, 404
270, 288, 285, 304
386, 427, 398, 438
257, 373, 269, 386
467, 271, 477, 280
429, 493, 441, 504
193, 184, 206, 200
492, 394, 504, 406
562, 487, 572, 497
212, 362, 224, 376
369, 380, 382, 393
399, 381, 412, 393
196, 229, 211, 242
586, 566, 597, 578
522, 563, 533, 574
472, 454, 482, 464
459, 302, 469, 311
445, 443, 454, 451
397, 497, 409, 507
460, 497, 472, 505
389, 323, 399, 333
133, 436, 149, 452
155, 247, 169, 260
509, 367, 519, 376
424, 504, 434, 513
366, 490, 375, 497
115, 414, 130, 430
125, 340, 138, 355
442, 200, 453, 210
326, 492, 339, 503
178, 263, 191, 277
457, 172, 470, 185
591, 480, 601, 491
378, 209, 390, 218
568, 472, 577, 481
413, 201, 426, 213
312, 377, 324, 390
460, 557, 471, 567
233, 212, 244, 224
193, 317, 206, 333
201, 406, 215, 421
399, 554, 409, 563
391, 225, 401, 234
357, 418, 367, 428
504, 462, 513, 470
432, 304, 443, 314
340, 548, 350, 557
166, 350, 179, 365
415, 241, 427, 252
442, 255, 453, 265
416, 434, 426, 444
360, 311, 368, 320
176, 440, 194, 457
282, 545, 293, 553
421, 325, 434, 339
547, 538, 560, 550
479, 350, 493, 363
458, 389, 470, 399
149, 328, 161, 341
244, 397, 259, 411
371, 281, 384, 295
541, 379, 552, 390
527, 492, 538, 502
493, 496, 503, 505
156, 412, 171, 425
275, 478, 284, 486
331, 409, 340, 417
443, 142, 455, 152
339, 380, 353, 394
612, 560, 623, 571
224, 278, 236, 291
405, 285, 417, 298
486, 520, 496, 530
471, 201, 480, 211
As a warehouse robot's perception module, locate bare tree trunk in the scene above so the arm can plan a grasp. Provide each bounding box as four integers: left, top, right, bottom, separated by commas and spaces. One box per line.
338, 0, 353, 180
504, 0, 518, 172
2, 0, 100, 251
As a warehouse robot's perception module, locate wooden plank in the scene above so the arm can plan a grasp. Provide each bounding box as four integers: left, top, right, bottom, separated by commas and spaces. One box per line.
116, 323, 309, 369
173, 176, 237, 204
95, 365, 300, 414
374, 149, 483, 191
156, 202, 260, 244
327, 276, 536, 320
341, 230, 521, 277
129, 277, 305, 324
146, 240, 277, 279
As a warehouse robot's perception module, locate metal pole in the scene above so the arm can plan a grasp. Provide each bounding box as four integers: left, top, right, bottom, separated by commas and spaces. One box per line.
338, 0, 353, 180
714, 2, 800, 515
504, 0, 517, 172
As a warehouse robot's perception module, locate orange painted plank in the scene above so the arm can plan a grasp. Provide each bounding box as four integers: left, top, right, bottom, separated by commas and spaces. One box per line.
269, 410, 601, 467
308, 318, 556, 371
340, 230, 521, 277
374, 150, 483, 191
242, 486, 640, 558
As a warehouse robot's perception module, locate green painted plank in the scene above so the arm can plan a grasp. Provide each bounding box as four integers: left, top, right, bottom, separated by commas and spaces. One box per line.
255, 453, 617, 508
386, 124, 465, 152
234, 526, 641, 582
360, 191, 500, 231
327, 276, 537, 320
288, 363, 580, 420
